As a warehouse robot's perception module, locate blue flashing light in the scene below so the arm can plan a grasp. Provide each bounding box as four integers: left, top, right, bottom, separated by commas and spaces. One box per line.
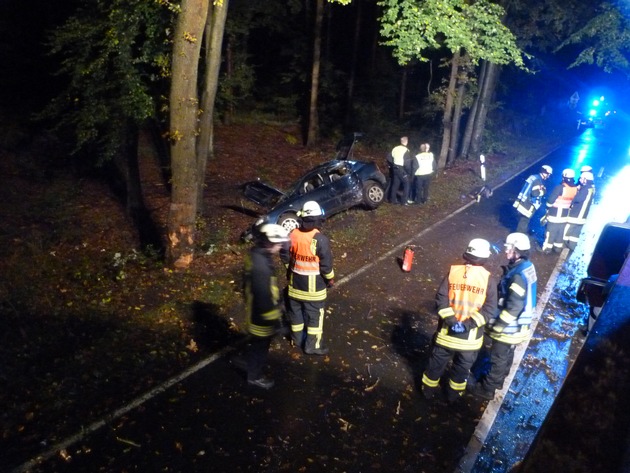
589, 109, 597, 117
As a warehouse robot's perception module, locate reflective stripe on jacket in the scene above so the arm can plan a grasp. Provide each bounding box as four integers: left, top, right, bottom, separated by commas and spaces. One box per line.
513, 174, 545, 218
546, 182, 577, 223
488, 259, 537, 345
244, 248, 282, 338
285, 228, 334, 302
567, 184, 595, 225
435, 264, 495, 351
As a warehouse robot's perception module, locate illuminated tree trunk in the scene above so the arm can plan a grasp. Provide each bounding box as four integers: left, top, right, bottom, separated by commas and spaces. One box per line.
167, 0, 208, 268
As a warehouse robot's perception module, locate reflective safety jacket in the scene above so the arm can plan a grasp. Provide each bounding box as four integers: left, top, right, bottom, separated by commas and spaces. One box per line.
244, 247, 283, 338
567, 182, 595, 225
434, 264, 498, 351
488, 258, 537, 345
413, 152, 435, 176
283, 228, 334, 302
390, 144, 410, 167
513, 173, 546, 218
545, 182, 577, 223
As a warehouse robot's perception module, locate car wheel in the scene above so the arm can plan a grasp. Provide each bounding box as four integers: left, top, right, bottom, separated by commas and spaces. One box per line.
363, 180, 385, 209
278, 213, 300, 232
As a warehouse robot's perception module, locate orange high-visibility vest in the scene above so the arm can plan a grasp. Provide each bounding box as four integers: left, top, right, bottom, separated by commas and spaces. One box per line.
447, 265, 491, 322
289, 229, 320, 275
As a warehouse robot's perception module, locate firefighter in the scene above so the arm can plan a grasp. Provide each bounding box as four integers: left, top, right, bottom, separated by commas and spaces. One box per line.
513, 165, 553, 233
468, 233, 537, 400
232, 223, 290, 389
281, 201, 335, 355
421, 239, 498, 403
564, 171, 596, 250
387, 136, 411, 205
409, 143, 435, 204
541, 169, 578, 253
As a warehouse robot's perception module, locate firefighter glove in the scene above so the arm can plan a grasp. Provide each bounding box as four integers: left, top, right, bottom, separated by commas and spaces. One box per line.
326, 279, 335, 288
450, 322, 466, 334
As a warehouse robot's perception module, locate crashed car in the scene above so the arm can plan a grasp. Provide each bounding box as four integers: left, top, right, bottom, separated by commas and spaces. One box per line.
242, 132, 386, 236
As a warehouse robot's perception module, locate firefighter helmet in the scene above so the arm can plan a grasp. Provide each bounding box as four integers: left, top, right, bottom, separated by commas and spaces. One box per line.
255, 223, 289, 244
465, 238, 491, 259
562, 168, 576, 179
298, 201, 324, 217
581, 171, 594, 181
540, 165, 553, 176
505, 232, 530, 251
581, 165, 593, 174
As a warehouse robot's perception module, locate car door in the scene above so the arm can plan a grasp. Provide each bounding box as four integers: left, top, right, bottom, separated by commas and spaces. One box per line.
324, 162, 363, 213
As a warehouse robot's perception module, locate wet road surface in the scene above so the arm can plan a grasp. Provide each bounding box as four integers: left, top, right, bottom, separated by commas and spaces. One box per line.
12, 124, 630, 473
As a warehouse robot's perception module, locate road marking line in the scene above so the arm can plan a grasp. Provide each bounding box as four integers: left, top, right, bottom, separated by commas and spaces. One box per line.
11, 347, 237, 473
454, 248, 570, 473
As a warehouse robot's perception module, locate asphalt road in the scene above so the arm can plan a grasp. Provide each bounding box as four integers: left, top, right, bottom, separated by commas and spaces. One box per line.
12, 123, 630, 473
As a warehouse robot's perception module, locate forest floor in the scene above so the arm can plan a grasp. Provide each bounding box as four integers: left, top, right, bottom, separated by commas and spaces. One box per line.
0, 120, 577, 469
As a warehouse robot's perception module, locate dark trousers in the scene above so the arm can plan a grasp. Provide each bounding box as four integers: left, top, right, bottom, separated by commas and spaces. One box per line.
412, 175, 432, 203
423, 344, 478, 396
482, 340, 515, 391
516, 214, 530, 233
244, 336, 272, 381
287, 298, 326, 351
388, 165, 409, 204
564, 222, 583, 250
543, 221, 566, 251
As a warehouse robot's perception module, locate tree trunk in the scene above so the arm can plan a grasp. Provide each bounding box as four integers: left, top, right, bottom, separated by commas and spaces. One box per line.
167, 0, 208, 268
447, 74, 467, 166
437, 50, 460, 170
469, 62, 500, 158
306, 0, 324, 146
459, 60, 487, 160
197, 0, 229, 213
398, 66, 407, 121
344, 0, 362, 129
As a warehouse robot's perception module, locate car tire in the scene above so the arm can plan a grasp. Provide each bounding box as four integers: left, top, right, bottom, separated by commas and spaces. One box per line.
278, 213, 300, 233
363, 181, 385, 209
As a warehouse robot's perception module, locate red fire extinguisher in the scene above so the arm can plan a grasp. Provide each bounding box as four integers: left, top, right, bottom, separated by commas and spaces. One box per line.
402, 246, 415, 272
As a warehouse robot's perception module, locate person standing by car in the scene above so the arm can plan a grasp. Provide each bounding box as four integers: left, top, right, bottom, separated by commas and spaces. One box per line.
513, 165, 553, 233
281, 201, 335, 355
232, 223, 290, 389
468, 233, 537, 401
541, 169, 577, 253
564, 171, 596, 250
421, 239, 498, 403
387, 136, 411, 205
409, 143, 435, 204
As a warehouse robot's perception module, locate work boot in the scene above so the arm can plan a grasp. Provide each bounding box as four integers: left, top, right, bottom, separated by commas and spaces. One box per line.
467, 383, 495, 400
421, 385, 439, 401
248, 376, 275, 389
446, 388, 463, 404
304, 346, 329, 356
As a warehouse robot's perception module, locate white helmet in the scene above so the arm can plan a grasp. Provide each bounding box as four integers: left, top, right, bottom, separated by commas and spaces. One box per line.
257, 224, 289, 244
562, 168, 576, 179
505, 232, 530, 251
581, 171, 594, 181
540, 165, 553, 175
465, 238, 491, 259
580, 165, 593, 173
298, 201, 323, 217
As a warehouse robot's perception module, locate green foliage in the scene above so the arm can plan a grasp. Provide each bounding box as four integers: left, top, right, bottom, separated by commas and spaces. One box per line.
378, 0, 527, 68
555, 3, 630, 76
41, 0, 174, 164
